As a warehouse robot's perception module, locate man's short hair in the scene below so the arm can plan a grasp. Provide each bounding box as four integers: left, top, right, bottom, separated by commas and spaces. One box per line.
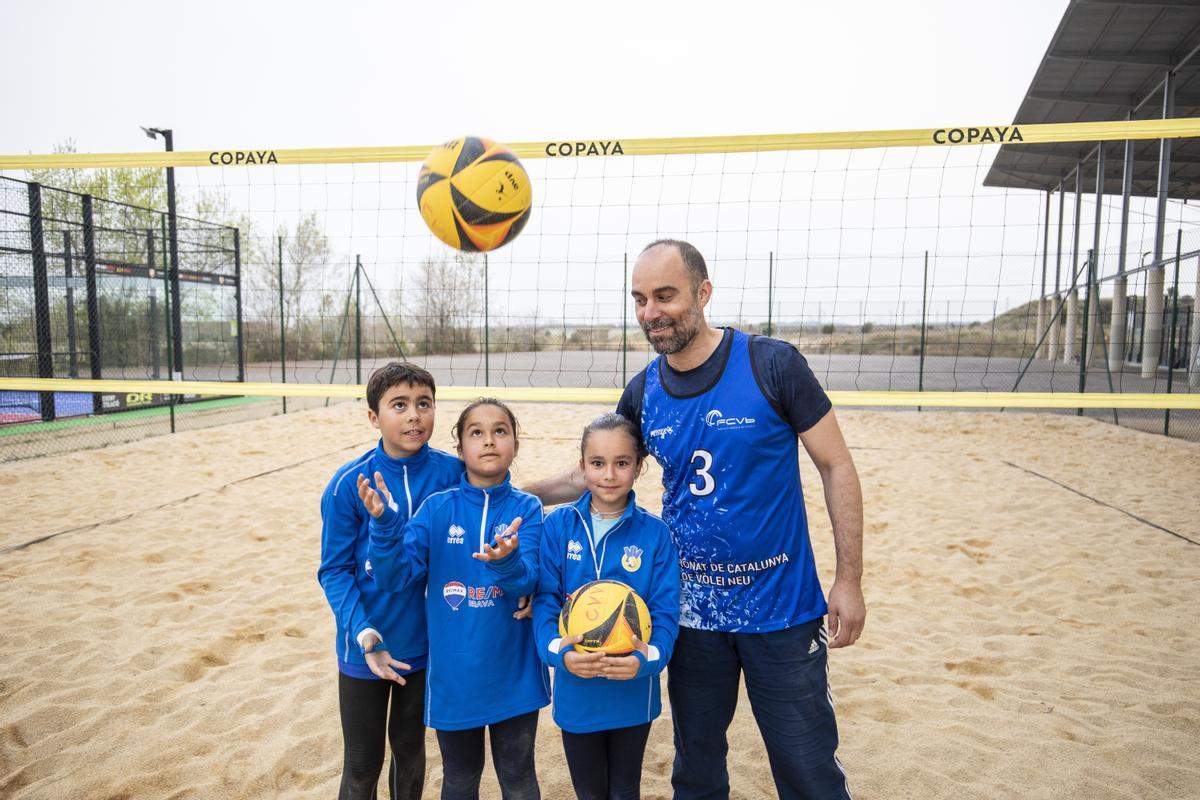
366, 362, 436, 412
640, 239, 709, 293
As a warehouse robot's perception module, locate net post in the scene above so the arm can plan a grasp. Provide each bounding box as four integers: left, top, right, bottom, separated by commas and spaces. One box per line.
1164, 229, 1182, 436
147, 230, 159, 379
278, 235, 286, 414
483, 252, 490, 387
159, 214, 176, 433
1077, 250, 1093, 416
919, 250, 928, 407
81, 194, 101, 415
163, 131, 184, 383
233, 227, 245, 383
355, 254, 362, 388
621, 252, 628, 386
64, 230, 79, 379
27, 182, 54, 422
767, 251, 774, 337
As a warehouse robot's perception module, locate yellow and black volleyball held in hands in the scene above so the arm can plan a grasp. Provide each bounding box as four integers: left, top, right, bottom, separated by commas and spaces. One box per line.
558, 579, 651, 655
416, 136, 532, 252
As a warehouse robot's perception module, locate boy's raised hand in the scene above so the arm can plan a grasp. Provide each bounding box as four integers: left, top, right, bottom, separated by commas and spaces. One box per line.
357, 471, 397, 521
472, 517, 523, 562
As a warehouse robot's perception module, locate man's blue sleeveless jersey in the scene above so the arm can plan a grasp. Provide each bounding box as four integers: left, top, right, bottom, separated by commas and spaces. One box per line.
639, 329, 827, 632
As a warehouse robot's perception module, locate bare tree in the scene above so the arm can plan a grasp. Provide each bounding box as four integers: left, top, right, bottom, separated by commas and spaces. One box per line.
404, 252, 483, 355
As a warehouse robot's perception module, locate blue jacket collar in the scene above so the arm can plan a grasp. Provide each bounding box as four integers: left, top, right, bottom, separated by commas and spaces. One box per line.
457, 471, 514, 507
374, 439, 432, 469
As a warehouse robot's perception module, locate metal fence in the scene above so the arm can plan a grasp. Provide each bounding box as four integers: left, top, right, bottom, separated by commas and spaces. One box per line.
1, 176, 250, 456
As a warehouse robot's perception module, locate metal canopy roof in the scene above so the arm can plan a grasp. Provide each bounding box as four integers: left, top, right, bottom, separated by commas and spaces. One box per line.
983, 0, 1200, 198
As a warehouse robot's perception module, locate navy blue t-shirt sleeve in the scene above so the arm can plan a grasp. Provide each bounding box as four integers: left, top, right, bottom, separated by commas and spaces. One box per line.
616, 369, 646, 436
751, 336, 831, 434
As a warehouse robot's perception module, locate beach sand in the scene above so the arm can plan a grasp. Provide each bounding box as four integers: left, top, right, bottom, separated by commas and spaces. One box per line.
1, 402, 1198, 799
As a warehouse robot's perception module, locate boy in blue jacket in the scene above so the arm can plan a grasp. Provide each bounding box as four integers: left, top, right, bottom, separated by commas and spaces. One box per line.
318, 362, 463, 800
363, 398, 550, 800
534, 413, 681, 800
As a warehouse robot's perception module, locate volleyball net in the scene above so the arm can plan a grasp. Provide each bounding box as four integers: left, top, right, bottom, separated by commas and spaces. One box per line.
2, 118, 1199, 459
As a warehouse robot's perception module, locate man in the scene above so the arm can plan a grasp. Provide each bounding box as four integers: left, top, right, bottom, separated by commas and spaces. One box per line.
528, 239, 865, 800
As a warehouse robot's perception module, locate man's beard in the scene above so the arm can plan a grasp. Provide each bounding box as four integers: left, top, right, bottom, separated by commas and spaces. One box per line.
642, 308, 701, 355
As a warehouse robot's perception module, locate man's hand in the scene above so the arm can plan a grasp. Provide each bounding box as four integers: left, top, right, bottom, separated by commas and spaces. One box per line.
826, 579, 866, 648
472, 518, 523, 562
513, 594, 533, 620
561, 635, 607, 678
601, 636, 650, 680
357, 471, 394, 519
361, 632, 410, 684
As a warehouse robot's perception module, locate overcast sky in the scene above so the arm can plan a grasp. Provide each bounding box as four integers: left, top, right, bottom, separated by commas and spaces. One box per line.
17, 0, 1179, 329
0, 0, 1069, 155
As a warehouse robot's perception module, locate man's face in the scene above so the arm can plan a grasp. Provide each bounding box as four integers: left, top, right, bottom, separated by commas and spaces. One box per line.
630, 246, 710, 355
368, 381, 435, 458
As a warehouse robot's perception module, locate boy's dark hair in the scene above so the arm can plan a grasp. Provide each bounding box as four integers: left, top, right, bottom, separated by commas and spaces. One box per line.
580, 412, 647, 461
366, 362, 436, 413
452, 397, 520, 448
640, 238, 709, 293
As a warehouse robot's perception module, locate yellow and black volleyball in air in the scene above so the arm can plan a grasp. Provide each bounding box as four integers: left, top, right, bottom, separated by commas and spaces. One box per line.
558, 579, 651, 655
416, 137, 532, 252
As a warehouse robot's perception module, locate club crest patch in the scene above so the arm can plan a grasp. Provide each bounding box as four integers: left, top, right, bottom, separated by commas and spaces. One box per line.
621, 545, 643, 572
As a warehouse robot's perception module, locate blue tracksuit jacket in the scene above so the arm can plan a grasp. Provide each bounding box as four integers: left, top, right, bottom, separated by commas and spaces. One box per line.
533, 491, 681, 734
368, 472, 551, 730
318, 440, 463, 679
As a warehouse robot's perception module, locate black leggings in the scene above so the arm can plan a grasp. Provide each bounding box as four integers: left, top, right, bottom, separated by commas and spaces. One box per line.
337, 670, 427, 800
435, 710, 540, 800
560, 722, 652, 800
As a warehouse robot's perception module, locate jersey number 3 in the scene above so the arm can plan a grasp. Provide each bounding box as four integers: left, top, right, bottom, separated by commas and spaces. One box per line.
688, 449, 715, 496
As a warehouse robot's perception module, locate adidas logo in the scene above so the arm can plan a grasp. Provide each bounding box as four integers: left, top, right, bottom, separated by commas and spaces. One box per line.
567, 539, 584, 561
808, 638, 820, 655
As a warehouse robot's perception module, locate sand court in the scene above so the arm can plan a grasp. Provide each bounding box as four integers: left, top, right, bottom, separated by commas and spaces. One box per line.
1, 401, 1198, 799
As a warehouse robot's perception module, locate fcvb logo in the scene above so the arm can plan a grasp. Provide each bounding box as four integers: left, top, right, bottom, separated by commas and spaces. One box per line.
621, 545, 643, 572
705, 409, 756, 429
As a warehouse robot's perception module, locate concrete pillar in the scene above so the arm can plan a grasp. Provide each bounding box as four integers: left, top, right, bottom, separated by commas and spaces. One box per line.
1036, 297, 1049, 359
1109, 276, 1128, 373
1190, 268, 1200, 388
1064, 289, 1079, 363
1142, 268, 1165, 376
1047, 295, 1061, 360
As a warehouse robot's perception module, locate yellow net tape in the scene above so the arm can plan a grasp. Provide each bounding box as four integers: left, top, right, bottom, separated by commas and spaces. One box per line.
3, 118, 1199, 170
1, 378, 1197, 410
